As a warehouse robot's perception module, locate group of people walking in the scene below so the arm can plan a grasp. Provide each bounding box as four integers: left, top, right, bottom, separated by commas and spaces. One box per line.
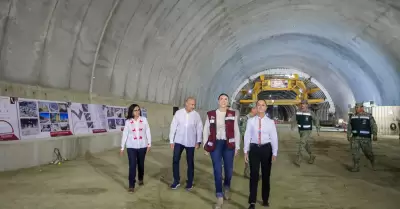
119, 93, 379, 208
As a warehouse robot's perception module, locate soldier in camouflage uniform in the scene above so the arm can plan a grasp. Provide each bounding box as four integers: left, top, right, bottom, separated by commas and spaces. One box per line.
291, 100, 320, 167
347, 102, 377, 172
397, 118, 400, 141
240, 103, 258, 178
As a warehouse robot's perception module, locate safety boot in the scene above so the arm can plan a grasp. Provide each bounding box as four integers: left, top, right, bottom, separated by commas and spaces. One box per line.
294, 156, 302, 167
350, 160, 360, 172
370, 159, 376, 171
214, 197, 223, 209
223, 188, 231, 200
308, 155, 316, 164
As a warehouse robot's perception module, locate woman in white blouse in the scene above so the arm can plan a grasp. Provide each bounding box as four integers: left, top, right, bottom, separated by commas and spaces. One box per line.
120, 104, 151, 193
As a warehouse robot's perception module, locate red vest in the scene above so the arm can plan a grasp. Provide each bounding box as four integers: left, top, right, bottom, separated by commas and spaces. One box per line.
204, 109, 236, 152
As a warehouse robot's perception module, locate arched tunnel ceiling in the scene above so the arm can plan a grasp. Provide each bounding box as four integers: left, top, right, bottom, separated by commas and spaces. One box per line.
0, 0, 400, 117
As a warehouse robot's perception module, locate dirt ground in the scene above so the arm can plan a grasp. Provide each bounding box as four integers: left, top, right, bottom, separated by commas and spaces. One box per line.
0, 129, 399, 209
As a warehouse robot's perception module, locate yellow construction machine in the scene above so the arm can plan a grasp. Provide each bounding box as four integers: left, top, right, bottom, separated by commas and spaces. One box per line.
239, 74, 324, 105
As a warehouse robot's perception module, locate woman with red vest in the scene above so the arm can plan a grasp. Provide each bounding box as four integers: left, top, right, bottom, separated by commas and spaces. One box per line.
203, 93, 240, 209
120, 104, 152, 193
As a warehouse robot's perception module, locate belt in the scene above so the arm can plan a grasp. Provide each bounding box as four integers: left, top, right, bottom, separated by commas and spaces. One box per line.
250, 142, 271, 147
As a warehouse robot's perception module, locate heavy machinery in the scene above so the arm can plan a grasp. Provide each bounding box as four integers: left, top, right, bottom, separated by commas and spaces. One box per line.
239, 74, 325, 105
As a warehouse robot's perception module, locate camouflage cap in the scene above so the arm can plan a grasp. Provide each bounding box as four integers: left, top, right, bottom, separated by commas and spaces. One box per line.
300, 100, 308, 104
355, 102, 364, 108
249, 102, 256, 108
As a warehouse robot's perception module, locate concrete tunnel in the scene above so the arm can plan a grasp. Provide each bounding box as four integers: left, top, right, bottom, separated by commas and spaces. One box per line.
1, 0, 400, 121
1, 1, 400, 208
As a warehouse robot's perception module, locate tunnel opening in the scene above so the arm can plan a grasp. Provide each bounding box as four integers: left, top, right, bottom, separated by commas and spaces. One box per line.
258, 90, 296, 121
233, 69, 337, 125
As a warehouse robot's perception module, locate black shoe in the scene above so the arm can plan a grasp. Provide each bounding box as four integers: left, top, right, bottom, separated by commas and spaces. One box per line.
262, 202, 269, 207
138, 180, 144, 186
248, 203, 255, 209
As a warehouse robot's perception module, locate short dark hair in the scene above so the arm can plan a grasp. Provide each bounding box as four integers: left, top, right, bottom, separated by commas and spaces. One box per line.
256, 99, 266, 105
218, 93, 229, 100
127, 104, 141, 119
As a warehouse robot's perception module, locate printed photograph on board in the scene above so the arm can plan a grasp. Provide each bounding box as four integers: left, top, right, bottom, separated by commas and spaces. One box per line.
37, 100, 71, 137
69, 103, 108, 134
0, 96, 21, 141
106, 106, 127, 132
19, 101, 38, 118
18, 99, 72, 139
18, 100, 40, 137
141, 107, 147, 118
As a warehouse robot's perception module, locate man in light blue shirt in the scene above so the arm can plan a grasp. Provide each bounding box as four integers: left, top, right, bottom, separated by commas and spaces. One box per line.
244, 99, 278, 209
169, 97, 203, 190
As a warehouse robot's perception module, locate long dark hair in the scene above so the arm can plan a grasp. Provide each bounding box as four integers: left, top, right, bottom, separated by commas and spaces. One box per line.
127, 104, 141, 120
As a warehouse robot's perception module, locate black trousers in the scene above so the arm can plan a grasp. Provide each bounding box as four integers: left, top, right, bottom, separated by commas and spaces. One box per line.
248, 143, 272, 204
127, 148, 147, 188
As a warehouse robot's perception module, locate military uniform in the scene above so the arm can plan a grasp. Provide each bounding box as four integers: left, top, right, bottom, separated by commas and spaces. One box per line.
397, 118, 400, 141
291, 100, 320, 166
347, 102, 377, 172
240, 103, 258, 178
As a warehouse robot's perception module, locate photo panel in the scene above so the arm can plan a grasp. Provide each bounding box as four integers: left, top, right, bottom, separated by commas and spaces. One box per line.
18, 98, 72, 139
69, 103, 108, 134
106, 105, 127, 132
0, 96, 21, 141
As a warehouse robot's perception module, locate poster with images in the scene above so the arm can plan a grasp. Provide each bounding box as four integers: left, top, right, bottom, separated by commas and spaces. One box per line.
69, 103, 107, 134
0, 96, 20, 141
106, 106, 127, 132
17, 98, 72, 139
141, 107, 147, 118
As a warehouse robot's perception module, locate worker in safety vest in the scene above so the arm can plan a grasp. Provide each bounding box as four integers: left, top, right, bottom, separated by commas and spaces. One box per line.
290, 100, 320, 167
347, 102, 377, 172
240, 102, 258, 178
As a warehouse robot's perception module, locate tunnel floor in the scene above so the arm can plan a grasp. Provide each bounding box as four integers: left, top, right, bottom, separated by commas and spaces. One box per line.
1, 129, 399, 209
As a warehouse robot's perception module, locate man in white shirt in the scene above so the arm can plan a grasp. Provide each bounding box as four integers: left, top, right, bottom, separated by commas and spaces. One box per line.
244, 99, 278, 209
169, 97, 203, 191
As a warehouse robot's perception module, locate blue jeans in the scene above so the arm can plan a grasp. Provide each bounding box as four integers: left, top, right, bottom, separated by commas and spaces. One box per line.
210, 140, 235, 198
127, 148, 147, 188
172, 143, 195, 186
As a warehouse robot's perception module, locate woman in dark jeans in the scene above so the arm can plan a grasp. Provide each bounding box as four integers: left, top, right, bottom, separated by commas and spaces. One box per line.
120, 104, 152, 192
202, 93, 240, 209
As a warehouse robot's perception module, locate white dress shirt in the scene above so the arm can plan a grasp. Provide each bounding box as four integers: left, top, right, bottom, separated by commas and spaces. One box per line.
121, 117, 151, 150
202, 109, 241, 150
169, 108, 203, 147
244, 115, 278, 156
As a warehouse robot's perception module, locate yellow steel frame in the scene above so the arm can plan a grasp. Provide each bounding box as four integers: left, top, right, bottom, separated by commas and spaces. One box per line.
239, 74, 324, 105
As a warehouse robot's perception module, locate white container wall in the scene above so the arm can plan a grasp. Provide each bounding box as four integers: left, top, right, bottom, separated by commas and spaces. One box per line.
318, 107, 329, 121
371, 106, 400, 135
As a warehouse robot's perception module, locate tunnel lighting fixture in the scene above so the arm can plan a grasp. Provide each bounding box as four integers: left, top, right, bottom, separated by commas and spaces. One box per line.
248, 89, 252, 94
338, 119, 344, 124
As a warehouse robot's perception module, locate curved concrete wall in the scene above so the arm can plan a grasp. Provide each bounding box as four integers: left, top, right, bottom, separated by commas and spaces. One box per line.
0, 0, 400, 118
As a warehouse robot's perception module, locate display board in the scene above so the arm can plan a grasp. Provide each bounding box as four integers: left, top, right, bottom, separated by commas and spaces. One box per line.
69, 103, 107, 134
0, 96, 20, 141
17, 98, 72, 139
106, 106, 126, 132
141, 107, 147, 118
0, 96, 152, 140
